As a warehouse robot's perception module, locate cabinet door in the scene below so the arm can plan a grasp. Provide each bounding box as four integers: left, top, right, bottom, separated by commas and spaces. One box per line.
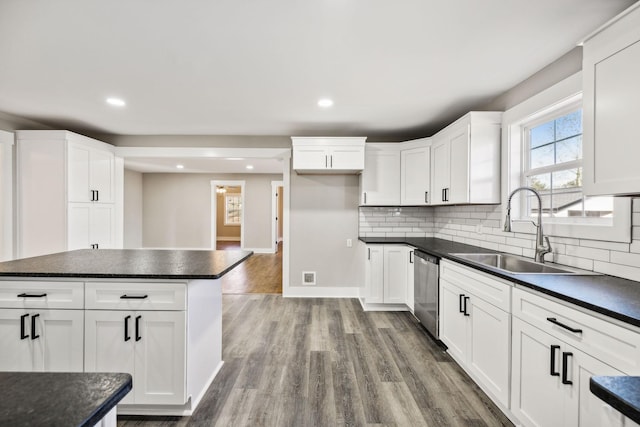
431, 137, 450, 205
68, 143, 91, 203
134, 311, 186, 405
0, 309, 37, 371
90, 204, 115, 249
361, 147, 400, 205
90, 148, 114, 203
85, 310, 136, 405
293, 147, 329, 170
511, 317, 568, 427
406, 248, 415, 311
401, 146, 431, 205
467, 296, 510, 406
439, 279, 467, 363
365, 245, 384, 304
383, 245, 407, 304
33, 309, 84, 372
448, 126, 470, 204
68, 203, 91, 250
329, 146, 365, 170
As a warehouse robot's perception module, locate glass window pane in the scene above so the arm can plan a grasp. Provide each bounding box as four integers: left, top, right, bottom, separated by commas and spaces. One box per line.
527, 172, 551, 192
551, 190, 583, 216
552, 168, 581, 189
556, 136, 582, 164
555, 111, 582, 140
530, 120, 555, 149
530, 144, 554, 168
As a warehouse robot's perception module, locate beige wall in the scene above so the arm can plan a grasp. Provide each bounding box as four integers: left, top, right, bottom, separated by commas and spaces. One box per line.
143, 173, 282, 249
216, 187, 241, 240
289, 173, 362, 288
123, 169, 143, 248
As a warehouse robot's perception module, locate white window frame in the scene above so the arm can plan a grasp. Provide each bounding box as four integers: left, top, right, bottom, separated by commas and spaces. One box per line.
224, 194, 242, 226
503, 72, 631, 243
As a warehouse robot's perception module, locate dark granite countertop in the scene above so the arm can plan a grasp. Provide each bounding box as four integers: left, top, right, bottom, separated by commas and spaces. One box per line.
590, 376, 640, 423
0, 249, 253, 279
0, 372, 132, 427
359, 237, 640, 328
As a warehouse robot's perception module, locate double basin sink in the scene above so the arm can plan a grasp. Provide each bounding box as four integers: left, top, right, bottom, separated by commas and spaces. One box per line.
451, 253, 598, 275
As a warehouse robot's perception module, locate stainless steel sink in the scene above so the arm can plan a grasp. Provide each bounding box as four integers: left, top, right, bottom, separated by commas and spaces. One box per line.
450, 253, 595, 275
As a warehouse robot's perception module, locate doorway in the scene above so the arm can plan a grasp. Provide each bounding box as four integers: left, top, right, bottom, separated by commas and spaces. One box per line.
272, 180, 284, 254
211, 180, 245, 250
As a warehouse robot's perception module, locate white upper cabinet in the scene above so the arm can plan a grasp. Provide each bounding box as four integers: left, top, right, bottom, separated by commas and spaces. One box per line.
360, 144, 400, 206
430, 112, 502, 205
582, 3, 640, 196
400, 139, 431, 205
292, 137, 366, 174
16, 130, 121, 258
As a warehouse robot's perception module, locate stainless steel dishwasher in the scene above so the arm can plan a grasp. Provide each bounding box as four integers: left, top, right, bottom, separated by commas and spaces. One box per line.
414, 250, 440, 339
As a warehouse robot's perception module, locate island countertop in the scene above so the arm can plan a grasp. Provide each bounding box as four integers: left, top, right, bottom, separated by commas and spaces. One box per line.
0, 249, 253, 279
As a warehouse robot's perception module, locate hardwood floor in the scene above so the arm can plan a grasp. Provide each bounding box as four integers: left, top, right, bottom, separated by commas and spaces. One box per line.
118, 295, 513, 427
217, 241, 283, 294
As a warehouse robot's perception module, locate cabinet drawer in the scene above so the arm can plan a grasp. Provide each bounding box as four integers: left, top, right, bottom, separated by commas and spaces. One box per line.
85, 282, 186, 311
0, 281, 83, 309
440, 260, 512, 312
513, 287, 640, 375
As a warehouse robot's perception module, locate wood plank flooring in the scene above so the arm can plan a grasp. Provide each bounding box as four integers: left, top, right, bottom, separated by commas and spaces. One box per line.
118, 295, 513, 427
217, 242, 283, 294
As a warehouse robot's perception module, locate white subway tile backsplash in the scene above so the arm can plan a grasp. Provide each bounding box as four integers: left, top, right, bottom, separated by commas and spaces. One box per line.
360, 198, 640, 282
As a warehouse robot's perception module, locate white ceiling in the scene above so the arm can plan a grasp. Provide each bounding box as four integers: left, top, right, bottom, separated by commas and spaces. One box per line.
0, 0, 635, 140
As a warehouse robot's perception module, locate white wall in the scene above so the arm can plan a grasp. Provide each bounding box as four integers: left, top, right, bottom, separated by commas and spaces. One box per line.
142, 173, 282, 250
289, 173, 362, 293
123, 169, 143, 248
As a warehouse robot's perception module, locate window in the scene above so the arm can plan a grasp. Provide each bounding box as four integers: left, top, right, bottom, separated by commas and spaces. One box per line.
504, 72, 630, 242
224, 194, 242, 226
522, 107, 614, 222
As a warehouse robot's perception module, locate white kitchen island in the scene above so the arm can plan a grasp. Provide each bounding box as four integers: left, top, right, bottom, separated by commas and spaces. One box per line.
0, 248, 252, 416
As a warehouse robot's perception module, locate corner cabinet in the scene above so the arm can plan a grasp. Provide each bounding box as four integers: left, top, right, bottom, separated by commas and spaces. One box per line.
400, 139, 431, 206
582, 3, 640, 196
431, 112, 502, 205
360, 144, 400, 206
16, 130, 122, 258
292, 137, 366, 174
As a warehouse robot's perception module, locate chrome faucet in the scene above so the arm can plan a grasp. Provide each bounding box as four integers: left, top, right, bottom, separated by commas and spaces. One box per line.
504, 186, 552, 263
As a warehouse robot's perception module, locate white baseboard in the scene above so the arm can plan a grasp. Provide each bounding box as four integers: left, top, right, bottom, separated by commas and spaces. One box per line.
216, 237, 241, 242
283, 286, 360, 298
358, 297, 409, 312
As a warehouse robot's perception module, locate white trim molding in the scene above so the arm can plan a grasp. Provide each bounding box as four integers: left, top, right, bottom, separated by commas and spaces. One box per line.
0, 130, 14, 261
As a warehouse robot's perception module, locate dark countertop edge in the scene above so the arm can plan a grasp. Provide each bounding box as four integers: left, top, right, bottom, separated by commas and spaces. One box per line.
590, 376, 640, 424
358, 237, 640, 329
81, 375, 133, 427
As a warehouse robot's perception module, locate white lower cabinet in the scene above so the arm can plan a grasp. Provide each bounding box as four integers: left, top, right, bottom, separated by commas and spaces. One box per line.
363, 244, 411, 308
0, 308, 84, 372
406, 247, 415, 311
439, 260, 511, 407
85, 309, 186, 405
511, 287, 640, 427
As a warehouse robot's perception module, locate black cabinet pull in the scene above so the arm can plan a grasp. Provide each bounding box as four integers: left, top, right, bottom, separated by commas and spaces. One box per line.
31, 313, 39, 340
325, 155, 328, 168
96, 190, 99, 201
367, 248, 370, 260
120, 294, 148, 299
363, 192, 367, 205
330, 155, 333, 168
135, 315, 142, 342
550, 345, 560, 376
425, 191, 429, 204
546, 317, 582, 334
442, 188, 445, 202
20, 314, 29, 340
562, 352, 573, 385
124, 315, 131, 341
90, 190, 95, 201
459, 294, 465, 313
463, 296, 470, 316
17, 293, 47, 298
409, 251, 414, 264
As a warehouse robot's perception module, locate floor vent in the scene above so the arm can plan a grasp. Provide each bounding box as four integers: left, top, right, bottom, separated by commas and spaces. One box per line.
302, 271, 316, 285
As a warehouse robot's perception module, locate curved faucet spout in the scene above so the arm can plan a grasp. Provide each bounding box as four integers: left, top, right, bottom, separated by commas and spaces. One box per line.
504, 186, 552, 263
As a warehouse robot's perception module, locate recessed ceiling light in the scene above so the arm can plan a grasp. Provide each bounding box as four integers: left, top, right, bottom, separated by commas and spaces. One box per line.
246, 165, 254, 170
176, 164, 184, 169
318, 98, 334, 108
106, 97, 126, 107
